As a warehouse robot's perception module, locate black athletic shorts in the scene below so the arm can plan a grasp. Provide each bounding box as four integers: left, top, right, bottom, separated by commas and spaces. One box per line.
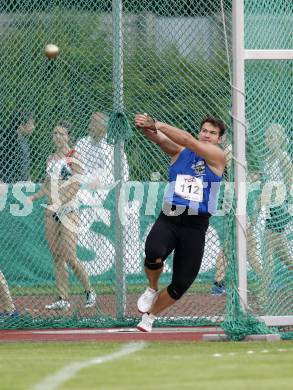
145, 204, 210, 298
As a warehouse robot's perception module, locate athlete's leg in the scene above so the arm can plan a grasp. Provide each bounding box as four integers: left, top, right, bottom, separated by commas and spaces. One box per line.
60, 212, 92, 292
137, 214, 177, 314
268, 230, 293, 270
214, 249, 227, 284
45, 210, 69, 300
144, 214, 177, 290
0, 271, 15, 312
247, 221, 262, 275
150, 224, 207, 315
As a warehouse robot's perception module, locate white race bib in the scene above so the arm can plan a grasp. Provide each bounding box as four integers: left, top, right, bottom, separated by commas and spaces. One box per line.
174, 174, 203, 202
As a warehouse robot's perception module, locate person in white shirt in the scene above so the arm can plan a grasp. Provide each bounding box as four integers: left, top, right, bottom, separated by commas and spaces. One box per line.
262, 124, 292, 277
75, 112, 131, 277
76, 113, 128, 221
212, 140, 262, 295
76, 112, 129, 194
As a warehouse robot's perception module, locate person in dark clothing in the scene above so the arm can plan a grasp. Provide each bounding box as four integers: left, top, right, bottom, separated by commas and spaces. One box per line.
0, 111, 35, 183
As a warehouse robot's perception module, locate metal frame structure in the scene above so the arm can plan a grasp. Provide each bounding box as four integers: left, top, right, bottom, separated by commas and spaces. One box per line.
232, 0, 293, 326
113, 0, 126, 319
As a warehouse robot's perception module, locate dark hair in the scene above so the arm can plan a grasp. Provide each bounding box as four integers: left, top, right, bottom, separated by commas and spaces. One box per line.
54, 121, 74, 145
200, 116, 226, 137
56, 120, 72, 134
11, 111, 33, 133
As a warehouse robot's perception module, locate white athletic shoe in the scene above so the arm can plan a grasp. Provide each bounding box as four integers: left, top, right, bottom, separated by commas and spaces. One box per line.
137, 287, 159, 313
137, 313, 156, 332
85, 290, 97, 308
45, 299, 70, 310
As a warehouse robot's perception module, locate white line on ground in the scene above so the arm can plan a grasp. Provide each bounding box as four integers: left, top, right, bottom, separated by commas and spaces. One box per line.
212, 347, 293, 358
32, 342, 146, 390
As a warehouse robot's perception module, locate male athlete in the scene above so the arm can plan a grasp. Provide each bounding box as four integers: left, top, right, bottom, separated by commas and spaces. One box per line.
134, 114, 226, 332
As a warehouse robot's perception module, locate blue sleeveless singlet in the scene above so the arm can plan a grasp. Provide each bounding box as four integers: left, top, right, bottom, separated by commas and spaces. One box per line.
164, 148, 222, 215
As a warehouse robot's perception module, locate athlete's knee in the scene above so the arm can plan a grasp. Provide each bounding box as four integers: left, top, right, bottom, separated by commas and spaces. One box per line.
167, 282, 190, 300
144, 257, 164, 270
145, 245, 166, 268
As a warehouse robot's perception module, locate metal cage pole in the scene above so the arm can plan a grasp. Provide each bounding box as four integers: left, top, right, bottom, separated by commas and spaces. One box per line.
113, 0, 124, 112
112, 0, 126, 320
232, 0, 248, 308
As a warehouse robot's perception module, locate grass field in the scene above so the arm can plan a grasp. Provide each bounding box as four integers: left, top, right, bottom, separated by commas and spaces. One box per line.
1, 341, 293, 390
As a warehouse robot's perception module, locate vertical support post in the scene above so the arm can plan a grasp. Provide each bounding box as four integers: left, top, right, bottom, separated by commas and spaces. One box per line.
232, 0, 247, 308
112, 0, 126, 320
113, 0, 124, 112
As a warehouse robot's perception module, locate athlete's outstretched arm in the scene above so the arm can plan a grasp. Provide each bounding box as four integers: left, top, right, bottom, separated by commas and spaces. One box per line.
135, 115, 182, 157
135, 113, 225, 169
